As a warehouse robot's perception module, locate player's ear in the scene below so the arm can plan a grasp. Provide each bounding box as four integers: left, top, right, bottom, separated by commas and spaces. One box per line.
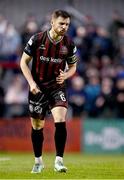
51, 20, 53, 26
51, 16, 56, 26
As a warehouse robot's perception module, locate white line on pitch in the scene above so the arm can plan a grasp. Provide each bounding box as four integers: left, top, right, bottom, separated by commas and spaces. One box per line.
0, 157, 11, 161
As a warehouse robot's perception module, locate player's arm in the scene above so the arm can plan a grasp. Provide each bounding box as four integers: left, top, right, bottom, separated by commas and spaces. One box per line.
20, 52, 40, 94
56, 63, 77, 84
65, 62, 77, 78
56, 42, 78, 84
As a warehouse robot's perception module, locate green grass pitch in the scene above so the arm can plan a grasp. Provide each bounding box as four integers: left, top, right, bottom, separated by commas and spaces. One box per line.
0, 152, 124, 179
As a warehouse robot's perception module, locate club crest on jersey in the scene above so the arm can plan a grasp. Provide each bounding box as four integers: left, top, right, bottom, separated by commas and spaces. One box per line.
60, 46, 68, 55
39, 44, 46, 50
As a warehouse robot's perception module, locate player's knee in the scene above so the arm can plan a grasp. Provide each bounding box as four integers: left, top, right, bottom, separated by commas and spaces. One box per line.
54, 118, 66, 123
31, 118, 45, 130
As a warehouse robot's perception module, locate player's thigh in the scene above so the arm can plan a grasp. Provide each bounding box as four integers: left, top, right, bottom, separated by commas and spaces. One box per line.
31, 117, 45, 130
51, 106, 67, 123
29, 91, 48, 120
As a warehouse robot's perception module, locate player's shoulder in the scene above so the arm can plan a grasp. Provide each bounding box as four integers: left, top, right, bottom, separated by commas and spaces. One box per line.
63, 35, 75, 46
32, 31, 44, 40
63, 35, 77, 55
37, 31, 45, 37
31, 31, 46, 41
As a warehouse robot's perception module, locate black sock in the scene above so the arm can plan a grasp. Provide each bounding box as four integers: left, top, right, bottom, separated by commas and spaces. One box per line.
31, 128, 44, 157
54, 122, 67, 157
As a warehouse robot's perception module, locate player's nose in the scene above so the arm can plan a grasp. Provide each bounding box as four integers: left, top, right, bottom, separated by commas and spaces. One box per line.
62, 24, 67, 29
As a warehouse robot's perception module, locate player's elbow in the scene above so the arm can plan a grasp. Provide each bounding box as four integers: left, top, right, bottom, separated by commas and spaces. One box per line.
20, 52, 31, 70
20, 58, 24, 70
72, 64, 77, 74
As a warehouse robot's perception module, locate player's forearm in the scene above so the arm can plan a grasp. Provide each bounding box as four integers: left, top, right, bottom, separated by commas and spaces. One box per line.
65, 63, 77, 79
21, 62, 35, 87
20, 60, 41, 94
20, 55, 36, 87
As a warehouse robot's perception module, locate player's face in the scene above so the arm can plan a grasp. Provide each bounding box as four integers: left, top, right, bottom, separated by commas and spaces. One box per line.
51, 16, 70, 36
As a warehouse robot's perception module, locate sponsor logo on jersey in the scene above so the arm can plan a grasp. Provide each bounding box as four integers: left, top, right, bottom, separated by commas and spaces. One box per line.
40, 56, 62, 63
39, 44, 46, 50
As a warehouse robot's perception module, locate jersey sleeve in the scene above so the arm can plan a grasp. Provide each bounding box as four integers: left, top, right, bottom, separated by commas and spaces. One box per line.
67, 41, 78, 65
24, 34, 37, 56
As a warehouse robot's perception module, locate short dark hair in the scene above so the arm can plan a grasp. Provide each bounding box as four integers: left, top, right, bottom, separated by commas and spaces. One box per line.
52, 10, 71, 19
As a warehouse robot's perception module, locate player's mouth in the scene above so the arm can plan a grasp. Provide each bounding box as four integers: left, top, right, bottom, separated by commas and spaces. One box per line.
60, 30, 66, 34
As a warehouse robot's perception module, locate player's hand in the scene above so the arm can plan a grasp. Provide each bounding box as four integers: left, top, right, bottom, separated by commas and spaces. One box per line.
56, 69, 67, 84
29, 81, 41, 95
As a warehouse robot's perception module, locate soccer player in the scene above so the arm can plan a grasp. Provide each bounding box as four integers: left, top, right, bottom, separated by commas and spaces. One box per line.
20, 9, 78, 173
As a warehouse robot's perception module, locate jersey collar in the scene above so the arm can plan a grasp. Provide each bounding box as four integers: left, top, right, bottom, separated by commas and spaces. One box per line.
47, 30, 63, 44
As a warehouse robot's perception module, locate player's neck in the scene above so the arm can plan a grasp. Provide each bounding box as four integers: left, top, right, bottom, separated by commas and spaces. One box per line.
49, 29, 62, 42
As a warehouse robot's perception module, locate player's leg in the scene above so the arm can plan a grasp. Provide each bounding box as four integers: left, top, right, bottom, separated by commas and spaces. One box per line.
28, 91, 48, 173
31, 118, 45, 173
51, 106, 68, 172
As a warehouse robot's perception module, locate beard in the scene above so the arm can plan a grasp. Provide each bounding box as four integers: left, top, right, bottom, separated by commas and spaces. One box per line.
55, 28, 66, 36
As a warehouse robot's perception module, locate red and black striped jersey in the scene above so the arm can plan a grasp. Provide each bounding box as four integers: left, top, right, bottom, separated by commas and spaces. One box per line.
24, 30, 78, 90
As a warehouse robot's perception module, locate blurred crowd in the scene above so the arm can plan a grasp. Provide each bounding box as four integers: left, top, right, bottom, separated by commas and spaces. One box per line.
0, 10, 124, 119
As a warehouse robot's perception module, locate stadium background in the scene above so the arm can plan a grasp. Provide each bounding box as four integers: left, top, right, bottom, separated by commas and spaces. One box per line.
0, 0, 124, 154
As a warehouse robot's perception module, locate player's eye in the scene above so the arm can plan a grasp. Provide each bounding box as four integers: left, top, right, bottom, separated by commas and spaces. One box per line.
66, 23, 69, 26
60, 23, 64, 25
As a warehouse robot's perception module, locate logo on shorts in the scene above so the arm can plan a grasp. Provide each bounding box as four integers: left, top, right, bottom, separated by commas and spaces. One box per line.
34, 106, 42, 113
29, 104, 42, 114
29, 104, 34, 113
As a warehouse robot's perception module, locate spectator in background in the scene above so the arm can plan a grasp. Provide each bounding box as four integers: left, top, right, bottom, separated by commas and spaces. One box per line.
100, 55, 115, 78
118, 28, 124, 48
108, 10, 124, 53
0, 14, 7, 34
21, 13, 39, 48
84, 75, 101, 117
67, 15, 77, 39
119, 45, 124, 65
68, 75, 85, 117
85, 66, 99, 79
4, 74, 28, 118
73, 26, 87, 76
0, 86, 5, 117
114, 72, 124, 118
21, 13, 38, 30
82, 15, 98, 62
0, 81, 5, 117
95, 77, 114, 118
0, 22, 21, 62
40, 13, 51, 32
74, 26, 87, 61
92, 26, 114, 59
117, 28, 124, 64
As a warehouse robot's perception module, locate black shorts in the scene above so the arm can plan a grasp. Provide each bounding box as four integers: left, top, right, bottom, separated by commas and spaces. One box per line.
28, 87, 68, 119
